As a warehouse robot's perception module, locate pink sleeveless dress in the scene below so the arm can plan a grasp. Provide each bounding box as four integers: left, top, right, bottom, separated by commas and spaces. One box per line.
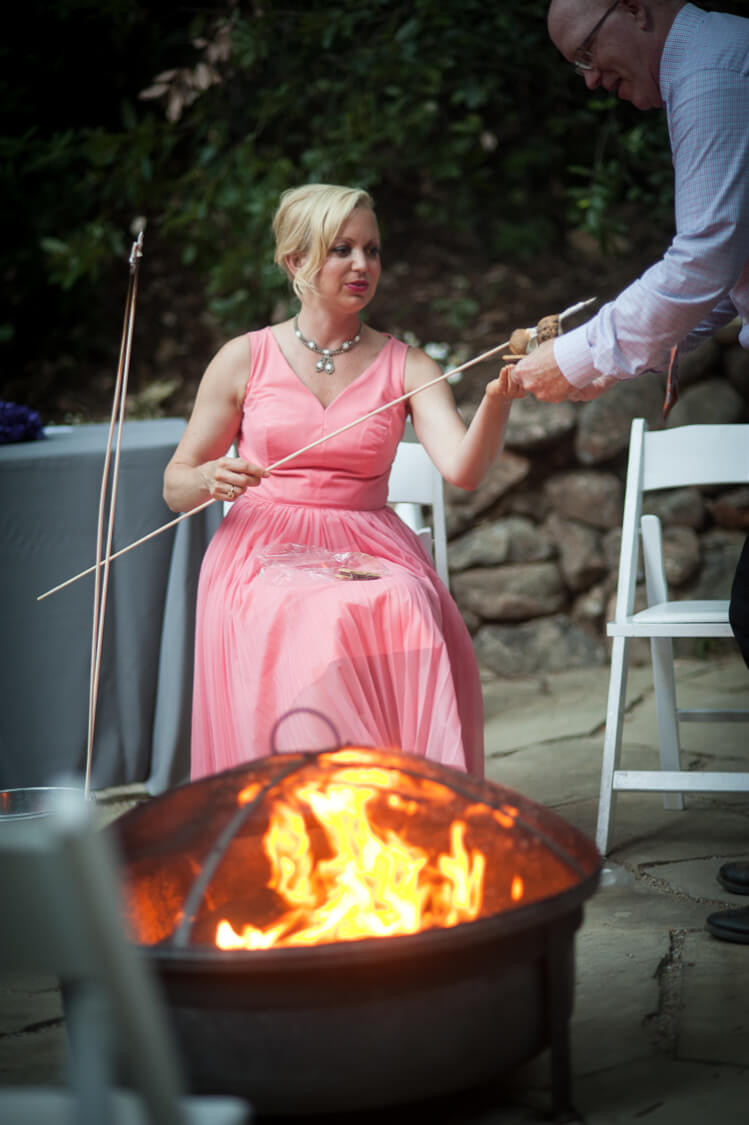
190, 327, 484, 779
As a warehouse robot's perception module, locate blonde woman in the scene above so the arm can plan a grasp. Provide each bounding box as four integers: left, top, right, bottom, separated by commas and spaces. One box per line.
164, 183, 523, 779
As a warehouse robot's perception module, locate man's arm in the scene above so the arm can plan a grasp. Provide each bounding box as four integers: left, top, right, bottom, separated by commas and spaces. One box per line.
514, 69, 749, 400
678, 295, 741, 355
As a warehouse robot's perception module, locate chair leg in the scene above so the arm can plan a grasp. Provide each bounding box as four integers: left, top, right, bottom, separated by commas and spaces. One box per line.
63, 980, 116, 1125
650, 637, 684, 811
596, 636, 629, 855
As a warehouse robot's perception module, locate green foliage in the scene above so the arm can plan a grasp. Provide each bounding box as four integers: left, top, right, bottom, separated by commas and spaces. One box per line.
133, 0, 671, 334
564, 96, 673, 250
3, 0, 681, 400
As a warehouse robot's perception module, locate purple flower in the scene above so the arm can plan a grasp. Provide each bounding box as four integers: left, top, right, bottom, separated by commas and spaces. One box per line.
0, 401, 45, 445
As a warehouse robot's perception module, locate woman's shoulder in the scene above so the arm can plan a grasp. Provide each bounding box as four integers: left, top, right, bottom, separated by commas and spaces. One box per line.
375, 328, 432, 364
402, 340, 443, 392
367, 327, 411, 364
200, 333, 256, 404
215, 325, 276, 365
208, 332, 252, 370
363, 329, 438, 391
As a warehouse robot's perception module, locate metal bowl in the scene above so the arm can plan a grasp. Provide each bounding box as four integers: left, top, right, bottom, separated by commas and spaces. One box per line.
0, 786, 85, 822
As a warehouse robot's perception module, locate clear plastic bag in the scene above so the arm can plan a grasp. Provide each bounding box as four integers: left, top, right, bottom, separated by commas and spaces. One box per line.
257, 542, 389, 586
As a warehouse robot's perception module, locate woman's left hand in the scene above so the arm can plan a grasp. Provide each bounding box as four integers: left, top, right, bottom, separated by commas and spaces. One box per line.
485, 365, 527, 401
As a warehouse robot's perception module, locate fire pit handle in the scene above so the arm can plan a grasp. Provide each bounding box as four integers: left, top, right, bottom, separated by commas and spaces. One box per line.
269, 708, 342, 756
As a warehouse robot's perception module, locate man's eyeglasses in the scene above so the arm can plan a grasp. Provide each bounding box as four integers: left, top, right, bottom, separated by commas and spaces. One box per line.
573, 0, 619, 75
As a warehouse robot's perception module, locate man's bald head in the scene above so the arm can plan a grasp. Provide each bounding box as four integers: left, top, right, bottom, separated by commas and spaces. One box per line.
547, 0, 685, 110
548, 0, 604, 47
548, 0, 685, 54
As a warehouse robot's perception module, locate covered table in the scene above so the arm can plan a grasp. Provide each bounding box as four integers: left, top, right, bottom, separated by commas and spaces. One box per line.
0, 419, 222, 793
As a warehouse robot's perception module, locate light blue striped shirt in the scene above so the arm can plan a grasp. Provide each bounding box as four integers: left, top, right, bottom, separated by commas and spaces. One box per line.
556, 3, 749, 388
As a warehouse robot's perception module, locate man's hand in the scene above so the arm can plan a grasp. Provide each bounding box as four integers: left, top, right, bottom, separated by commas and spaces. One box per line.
509, 340, 617, 403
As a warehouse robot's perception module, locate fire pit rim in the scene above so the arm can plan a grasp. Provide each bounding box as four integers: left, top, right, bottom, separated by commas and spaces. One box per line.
115, 745, 602, 964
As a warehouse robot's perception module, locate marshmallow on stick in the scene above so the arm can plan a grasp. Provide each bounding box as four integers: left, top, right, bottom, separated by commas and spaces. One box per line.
505, 298, 597, 360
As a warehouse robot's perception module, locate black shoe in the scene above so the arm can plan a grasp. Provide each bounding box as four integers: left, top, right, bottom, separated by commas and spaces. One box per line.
717, 860, 749, 895
706, 904, 749, 944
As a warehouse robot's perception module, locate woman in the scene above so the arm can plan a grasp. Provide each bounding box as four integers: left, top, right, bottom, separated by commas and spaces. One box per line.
164, 183, 522, 779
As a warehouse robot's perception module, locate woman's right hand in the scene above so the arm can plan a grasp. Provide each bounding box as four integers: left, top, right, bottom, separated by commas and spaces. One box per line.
200, 455, 270, 503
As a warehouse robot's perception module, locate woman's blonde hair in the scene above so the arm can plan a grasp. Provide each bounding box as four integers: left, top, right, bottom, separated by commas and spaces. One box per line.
273, 183, 376, 301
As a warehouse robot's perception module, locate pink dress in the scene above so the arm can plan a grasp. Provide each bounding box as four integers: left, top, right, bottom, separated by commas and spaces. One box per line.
190, 328, 484, 779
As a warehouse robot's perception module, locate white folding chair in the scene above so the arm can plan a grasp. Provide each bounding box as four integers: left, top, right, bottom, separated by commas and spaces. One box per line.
598, 419, 749, 855
387, 439, 449, 588
0, 787, 251, 1125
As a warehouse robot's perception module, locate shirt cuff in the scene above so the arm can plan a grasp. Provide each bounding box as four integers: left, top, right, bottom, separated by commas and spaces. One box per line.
553, 324, 601, 389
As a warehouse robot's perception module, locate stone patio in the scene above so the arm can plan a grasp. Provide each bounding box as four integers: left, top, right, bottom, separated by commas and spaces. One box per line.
1, 652, 748, 1122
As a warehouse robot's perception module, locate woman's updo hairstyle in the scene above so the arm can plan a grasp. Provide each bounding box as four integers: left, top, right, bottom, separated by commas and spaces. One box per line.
273, 183, 375, 301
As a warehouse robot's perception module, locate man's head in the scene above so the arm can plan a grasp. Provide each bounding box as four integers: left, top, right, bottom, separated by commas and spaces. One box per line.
547, 0, 685, 110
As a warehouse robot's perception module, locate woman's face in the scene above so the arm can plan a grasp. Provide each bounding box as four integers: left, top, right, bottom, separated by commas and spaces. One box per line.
313, 206, 382, 312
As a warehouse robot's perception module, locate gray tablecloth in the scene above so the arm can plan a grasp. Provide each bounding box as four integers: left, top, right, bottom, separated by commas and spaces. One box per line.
0, 420, 222, 794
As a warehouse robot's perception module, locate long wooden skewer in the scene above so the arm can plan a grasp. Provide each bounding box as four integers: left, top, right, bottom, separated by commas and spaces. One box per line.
84, 232, 144, 797
37, 336, 512, 602
39, 294, 597, 603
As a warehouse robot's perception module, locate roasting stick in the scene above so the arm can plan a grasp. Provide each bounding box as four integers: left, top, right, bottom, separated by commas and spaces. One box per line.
37, 337, 511, 602
38, 294, 596, 603
84, 232, 144, 798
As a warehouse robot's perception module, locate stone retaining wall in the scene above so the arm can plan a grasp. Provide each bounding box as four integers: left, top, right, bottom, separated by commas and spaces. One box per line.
446, 322, 749, 677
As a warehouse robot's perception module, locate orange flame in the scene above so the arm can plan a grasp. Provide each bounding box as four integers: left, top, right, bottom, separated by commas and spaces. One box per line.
216, 766, 487, 950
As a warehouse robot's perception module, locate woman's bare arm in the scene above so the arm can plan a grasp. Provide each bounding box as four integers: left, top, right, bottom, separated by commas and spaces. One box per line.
163, 335, 269, 513
406, 348, 523, 491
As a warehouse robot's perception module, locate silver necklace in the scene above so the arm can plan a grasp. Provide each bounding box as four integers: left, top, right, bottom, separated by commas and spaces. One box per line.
294, 316, 362, 374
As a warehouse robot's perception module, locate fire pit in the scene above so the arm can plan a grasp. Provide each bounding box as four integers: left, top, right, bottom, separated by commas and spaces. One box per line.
112, 747, 600, 1116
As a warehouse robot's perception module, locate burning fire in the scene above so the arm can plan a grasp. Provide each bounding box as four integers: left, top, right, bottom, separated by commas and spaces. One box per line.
216, 763, 488, 950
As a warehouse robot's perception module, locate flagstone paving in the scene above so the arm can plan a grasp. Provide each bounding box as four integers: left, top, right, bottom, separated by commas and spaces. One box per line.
1, 653, 748, 1123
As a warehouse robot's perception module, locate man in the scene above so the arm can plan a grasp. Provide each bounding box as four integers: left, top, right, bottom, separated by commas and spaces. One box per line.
511, 1, 749, 941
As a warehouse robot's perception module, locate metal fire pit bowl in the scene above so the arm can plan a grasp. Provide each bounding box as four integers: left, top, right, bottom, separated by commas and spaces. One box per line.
112, 748, 601, 1117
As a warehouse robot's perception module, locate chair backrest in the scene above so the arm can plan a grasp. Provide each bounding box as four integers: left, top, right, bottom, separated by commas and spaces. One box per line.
0, 788, 189, 1124
614, 419, 749, 621
387, 440, 449, 587
641, 423, 749, 491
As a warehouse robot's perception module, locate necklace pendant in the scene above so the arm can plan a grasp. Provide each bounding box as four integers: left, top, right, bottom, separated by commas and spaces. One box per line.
294, 316, 359, 377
